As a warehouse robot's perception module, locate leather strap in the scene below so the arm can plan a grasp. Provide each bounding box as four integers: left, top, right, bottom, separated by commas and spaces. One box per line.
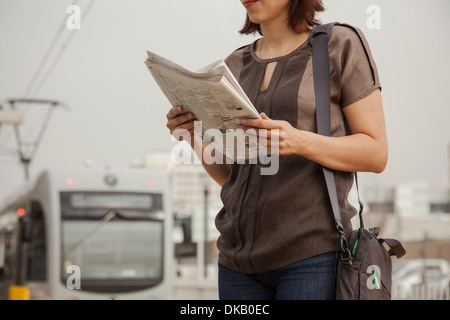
381, 238, 406, 258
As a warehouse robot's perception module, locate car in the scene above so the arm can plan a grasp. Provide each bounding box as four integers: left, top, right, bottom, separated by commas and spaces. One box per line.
392, 259, 450, 300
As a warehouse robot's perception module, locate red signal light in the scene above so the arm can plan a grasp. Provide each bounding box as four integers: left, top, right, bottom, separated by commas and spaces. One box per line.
17, 208, 25, 216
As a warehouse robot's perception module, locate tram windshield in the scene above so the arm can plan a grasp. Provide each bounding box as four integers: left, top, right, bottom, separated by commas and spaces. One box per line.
60, 192, 165, 293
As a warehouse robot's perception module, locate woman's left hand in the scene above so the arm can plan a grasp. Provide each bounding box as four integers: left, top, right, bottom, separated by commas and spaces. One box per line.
239, 90, 388, 173
239, 113, 307, 156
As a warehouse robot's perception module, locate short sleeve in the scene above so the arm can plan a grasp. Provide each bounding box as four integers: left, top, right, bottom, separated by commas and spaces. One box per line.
329, 25, 382, 108
224, 44, 249, 83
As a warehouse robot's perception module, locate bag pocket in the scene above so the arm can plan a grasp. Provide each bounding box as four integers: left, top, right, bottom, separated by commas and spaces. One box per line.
359, 262, 391, 300
335, 260, 361, 300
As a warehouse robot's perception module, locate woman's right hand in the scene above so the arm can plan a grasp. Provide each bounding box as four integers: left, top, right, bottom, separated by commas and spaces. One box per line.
166, 106, 196, 141
166, 106, 230, 186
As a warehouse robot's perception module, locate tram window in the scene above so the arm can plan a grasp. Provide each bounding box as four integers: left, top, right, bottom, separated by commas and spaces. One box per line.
26, 201, 47, 281
65, 192, 162, 211
60, 192, 164, 220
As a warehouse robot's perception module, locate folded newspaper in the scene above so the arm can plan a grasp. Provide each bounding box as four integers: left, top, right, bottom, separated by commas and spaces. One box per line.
144, 50, 268, 162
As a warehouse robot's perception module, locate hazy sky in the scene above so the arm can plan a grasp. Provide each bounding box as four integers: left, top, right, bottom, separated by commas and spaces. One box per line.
1, 0, 450, 205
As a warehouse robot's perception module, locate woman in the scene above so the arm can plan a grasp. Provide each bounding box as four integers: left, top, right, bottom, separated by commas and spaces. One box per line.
165, 0, 387, 300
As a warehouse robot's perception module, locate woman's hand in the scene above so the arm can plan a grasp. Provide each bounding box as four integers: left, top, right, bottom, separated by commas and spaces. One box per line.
165, 105, 231, 185
239, 112, 307, 156
166, 106, 196, 142
239, 90, 388, 174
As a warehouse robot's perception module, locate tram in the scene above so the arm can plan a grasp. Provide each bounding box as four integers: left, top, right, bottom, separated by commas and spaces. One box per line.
0, 166, 173, 299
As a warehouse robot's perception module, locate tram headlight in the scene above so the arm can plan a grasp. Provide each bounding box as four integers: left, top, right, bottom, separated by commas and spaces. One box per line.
104, 174, 117, 186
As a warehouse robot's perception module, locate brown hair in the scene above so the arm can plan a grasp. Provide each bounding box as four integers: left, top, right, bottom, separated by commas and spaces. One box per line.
239, 0, 325, 35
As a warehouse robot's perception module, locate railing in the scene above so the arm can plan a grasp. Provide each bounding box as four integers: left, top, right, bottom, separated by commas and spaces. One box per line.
173, 241, 219, 300
173, 242, 450, 300
392, 281, 450, 300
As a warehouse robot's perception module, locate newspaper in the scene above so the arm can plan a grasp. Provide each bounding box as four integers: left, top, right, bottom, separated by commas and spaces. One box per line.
144, 50, 268, 162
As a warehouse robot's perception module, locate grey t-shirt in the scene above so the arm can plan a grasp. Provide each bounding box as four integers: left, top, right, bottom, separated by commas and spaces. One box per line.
215, 24, 381, 274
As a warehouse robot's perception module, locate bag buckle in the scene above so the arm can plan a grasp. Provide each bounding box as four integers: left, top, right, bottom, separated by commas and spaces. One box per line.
339, 233, 353, 265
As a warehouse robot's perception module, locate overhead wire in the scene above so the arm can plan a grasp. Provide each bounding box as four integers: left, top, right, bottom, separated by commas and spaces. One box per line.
26, 0, 97, 98
23, 0, 81, 98
0, 0, 97, 159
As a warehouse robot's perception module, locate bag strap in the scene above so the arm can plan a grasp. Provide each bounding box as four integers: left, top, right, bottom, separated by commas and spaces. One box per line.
371, 227, 406, 258
380, 238, 407, 259
310, 22, 364, 262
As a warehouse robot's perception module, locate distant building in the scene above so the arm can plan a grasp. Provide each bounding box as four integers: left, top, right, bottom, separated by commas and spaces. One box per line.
429, 187, 450, 213
136, 149, 450, 245
362, 181, 450, 216
395, 181, 431, 217
358, 181, 450, 246
141, 147, 222, 213
361, 185, 395, 213
137, 146, 223, 243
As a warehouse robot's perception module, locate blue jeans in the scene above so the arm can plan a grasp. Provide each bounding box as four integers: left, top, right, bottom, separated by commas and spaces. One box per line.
218, 251, 340, 300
